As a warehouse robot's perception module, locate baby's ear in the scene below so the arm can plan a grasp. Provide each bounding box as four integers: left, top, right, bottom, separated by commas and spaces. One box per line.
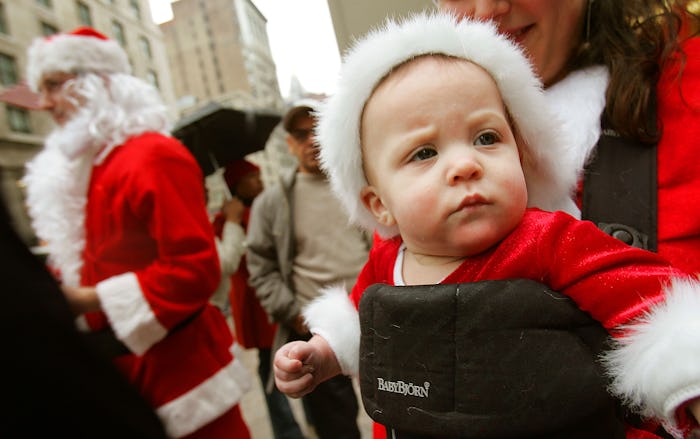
360, 186, 395, 227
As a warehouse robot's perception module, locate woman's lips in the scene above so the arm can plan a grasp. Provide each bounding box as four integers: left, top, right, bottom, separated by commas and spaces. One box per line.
503, 24, 533, 45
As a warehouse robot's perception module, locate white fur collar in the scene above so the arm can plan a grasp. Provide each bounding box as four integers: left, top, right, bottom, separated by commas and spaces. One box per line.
544, 65, 609, 188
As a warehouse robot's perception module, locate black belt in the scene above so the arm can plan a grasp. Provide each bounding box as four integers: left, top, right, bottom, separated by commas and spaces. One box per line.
82, 308, 205, 359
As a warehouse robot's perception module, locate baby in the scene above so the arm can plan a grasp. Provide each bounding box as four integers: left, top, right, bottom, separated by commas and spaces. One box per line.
273, 13, 700, 438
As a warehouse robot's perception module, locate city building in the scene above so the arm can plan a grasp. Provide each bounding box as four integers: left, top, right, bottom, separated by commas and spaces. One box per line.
161, 0, 282, 113
160, 0, 290, 210
0, 0, 173, 244
326, 0, 432, 53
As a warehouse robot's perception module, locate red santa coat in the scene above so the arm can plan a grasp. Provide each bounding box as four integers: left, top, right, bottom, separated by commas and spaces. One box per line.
550, 38, 700, 275
654, 38, 700, 273
305, 209, 700, 438
32, 133, 250, 438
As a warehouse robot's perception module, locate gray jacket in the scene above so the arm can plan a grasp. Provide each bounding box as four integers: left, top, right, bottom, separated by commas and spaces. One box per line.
247, 167, 371, 389
246, 167, 301, 388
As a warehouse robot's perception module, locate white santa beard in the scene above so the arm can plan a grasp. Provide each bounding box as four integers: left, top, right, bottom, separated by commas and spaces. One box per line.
23, 107, 104, 287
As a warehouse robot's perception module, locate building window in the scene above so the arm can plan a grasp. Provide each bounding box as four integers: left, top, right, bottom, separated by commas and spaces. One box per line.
0, 53, 17, 86
77, 1, 92, 26
0, 3, 8, 35
112, 20, 126, 46
6, 105, 31, 133
36, 0, 52, 8
146, 70, 159, 89
139, 36, 152, 59
129, 0, 141, 20
41, 22, 58, 37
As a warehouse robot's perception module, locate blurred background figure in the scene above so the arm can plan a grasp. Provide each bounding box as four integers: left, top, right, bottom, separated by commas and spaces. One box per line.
247, 99, 371, 439
212, 158, 304, 439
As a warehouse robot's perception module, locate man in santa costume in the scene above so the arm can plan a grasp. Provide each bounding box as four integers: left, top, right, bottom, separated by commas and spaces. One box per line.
22, 27, 251, 438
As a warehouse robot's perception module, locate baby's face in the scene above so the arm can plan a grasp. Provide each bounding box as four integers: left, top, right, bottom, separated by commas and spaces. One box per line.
360, 56, 528, 257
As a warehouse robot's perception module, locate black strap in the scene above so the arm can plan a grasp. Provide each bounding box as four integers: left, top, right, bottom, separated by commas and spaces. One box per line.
582, 97, 658, 251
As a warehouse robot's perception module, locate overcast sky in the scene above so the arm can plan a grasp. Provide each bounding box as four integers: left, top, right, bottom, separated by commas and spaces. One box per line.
147, 0, 341, 98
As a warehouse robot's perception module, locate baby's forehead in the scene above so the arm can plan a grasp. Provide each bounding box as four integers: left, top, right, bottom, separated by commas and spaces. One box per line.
366, 55, 503, 113
369, 55, 500, 108
386, 54, 490, 82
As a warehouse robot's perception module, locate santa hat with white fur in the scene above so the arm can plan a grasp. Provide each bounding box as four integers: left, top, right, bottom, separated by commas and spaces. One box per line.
316, 12, 579, 238
26, 26, 131, 92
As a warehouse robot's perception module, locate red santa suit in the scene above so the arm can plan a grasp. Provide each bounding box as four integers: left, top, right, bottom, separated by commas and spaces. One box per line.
26, 132, 251, 438
546, 38, 700, 274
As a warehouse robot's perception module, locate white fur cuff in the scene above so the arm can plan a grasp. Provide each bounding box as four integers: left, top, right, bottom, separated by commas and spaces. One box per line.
602, 276, 700, 432
96, 272, 168, 355
303, 286, 361, 376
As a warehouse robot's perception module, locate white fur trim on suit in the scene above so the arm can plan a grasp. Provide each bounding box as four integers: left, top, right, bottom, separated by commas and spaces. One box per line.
316, 12, 579, 238
303, 286, 361, 376
26, 31, 131, 91
157, 352, 252, 438
602, 276, 700, 436
95, 272, 168, 355
545, 64, 609, 200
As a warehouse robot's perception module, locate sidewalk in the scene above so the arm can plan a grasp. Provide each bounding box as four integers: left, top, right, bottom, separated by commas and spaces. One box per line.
237, 345, 373, 439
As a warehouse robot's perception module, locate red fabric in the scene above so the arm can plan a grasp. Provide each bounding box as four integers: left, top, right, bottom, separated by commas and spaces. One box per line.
228, 259, 276, 348
373, 422, 387, 439
653, 37, 700, 274
358, 209, 689, 439
352, 209, 683, 331
83, 133, 221, 332
46, 26, 109, 42
80, 133, 243, 435
181, 405, 250, 439
69, 26, 109, 40
213, 207, 276, 349
223, 159, 259, 192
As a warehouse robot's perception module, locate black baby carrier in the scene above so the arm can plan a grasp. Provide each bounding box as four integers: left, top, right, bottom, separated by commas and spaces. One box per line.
358, 279, 626, 439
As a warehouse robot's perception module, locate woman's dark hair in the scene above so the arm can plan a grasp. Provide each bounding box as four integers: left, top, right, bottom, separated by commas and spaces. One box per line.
569, 0, 700, 142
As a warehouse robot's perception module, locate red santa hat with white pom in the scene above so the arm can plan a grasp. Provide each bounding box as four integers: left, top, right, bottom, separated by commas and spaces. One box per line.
26, 26, 131, 92
316, 12, 580, 238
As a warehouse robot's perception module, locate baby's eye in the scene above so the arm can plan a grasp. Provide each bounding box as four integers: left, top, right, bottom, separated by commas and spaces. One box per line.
410, 147, 437, 161
475, 132, 499, 146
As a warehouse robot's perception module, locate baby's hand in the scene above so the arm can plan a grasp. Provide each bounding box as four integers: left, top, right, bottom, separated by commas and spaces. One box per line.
274, 341, 317, 398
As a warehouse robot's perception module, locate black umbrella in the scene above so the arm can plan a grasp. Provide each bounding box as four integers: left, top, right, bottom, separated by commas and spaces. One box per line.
172, 101, 281, 175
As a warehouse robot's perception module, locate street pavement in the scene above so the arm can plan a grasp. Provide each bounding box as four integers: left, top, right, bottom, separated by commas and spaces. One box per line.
237, 345, 373, 438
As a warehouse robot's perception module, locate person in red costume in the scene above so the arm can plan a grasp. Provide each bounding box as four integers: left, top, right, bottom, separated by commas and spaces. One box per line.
22, 27, 251, 438
434, 0, 700, 275
212, 159, 305, 439
271, 13, 700, 439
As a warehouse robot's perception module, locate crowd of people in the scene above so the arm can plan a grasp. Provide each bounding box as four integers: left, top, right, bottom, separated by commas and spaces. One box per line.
6, 0, 700, 438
